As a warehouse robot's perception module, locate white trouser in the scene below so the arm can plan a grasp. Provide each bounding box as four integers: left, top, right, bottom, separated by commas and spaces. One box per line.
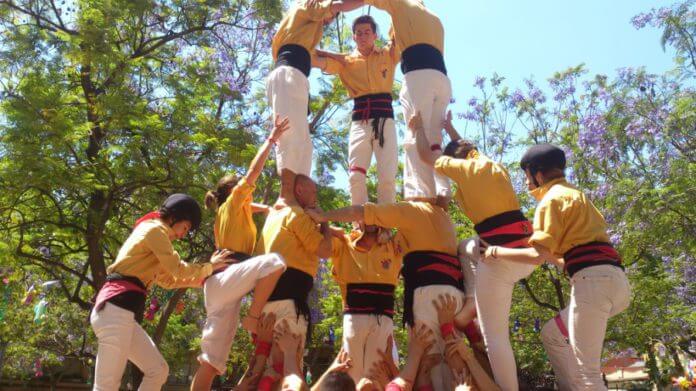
567, 265, 631, 390
473, 238, 537, 391
348, 118, 398, 205
90, 303, 169, 391
262, 298, 309, 375
541, 308, 575, 391
266, 65, 312, 176
199, 254, 286, 374
400, 69, 452, 199
458, 237, 479, 298
413, 285, 465, 391
341, 314, 394, 383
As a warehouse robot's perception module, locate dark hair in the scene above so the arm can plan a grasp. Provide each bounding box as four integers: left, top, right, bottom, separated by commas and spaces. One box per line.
204, 175, 241, 210
443, 139, 477, 159
318, 372, 355, 391
352, 15, 377, 34
520, 144, 566, 176
158, 193, 202, 230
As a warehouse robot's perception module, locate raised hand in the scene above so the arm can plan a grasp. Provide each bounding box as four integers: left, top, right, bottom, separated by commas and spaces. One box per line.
433, 294, 458, 326
269, 115, 290, 142
376, 335, 399, 378
408, 111, 424, 133
410, 323, 435, 356
442, 110, 455, 132
256, 312, 276, 344
327, 349, 352, 373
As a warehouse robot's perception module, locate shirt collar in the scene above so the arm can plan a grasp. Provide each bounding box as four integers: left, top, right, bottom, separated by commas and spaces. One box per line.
530, 177, 567, 202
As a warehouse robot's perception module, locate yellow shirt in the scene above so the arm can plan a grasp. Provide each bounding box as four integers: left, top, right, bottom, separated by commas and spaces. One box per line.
529, 178, 611, 257
324, 45, 399, 98
434, 152, 521, 224
256, 206, 324, 277
364, 201, 457, 255
272, 0, 333, 60
107, 219, 213, 289
330, 232, 404, 301
364, 0, 444, 54
214, 178, 256, 254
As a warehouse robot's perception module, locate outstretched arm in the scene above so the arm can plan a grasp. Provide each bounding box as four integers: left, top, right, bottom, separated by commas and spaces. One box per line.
246, 116, 290, 185
409, 111, 440, 167
480, 240, 559, 267
442, 110, 462, 142
305, 205, 365, 224
330, 0, 365, 13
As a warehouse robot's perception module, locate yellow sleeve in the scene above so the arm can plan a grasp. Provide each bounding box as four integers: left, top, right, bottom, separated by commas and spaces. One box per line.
329, 237, 346, 284
434, 156, 470, 180
323, 57, 344, 75
529, 198, 566, 255
387, 28, 400, 63
288, 212, 325, 255
364, 202, 416, 230
229, 177, 255, 206
364, 0, 392, 12
145, 226, 213, 281
301, 0, 333, 21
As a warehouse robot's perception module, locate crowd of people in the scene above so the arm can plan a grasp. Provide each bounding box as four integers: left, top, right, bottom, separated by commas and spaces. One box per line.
89, 1, 632, 390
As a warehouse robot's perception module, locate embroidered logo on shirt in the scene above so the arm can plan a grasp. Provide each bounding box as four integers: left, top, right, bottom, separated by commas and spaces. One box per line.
381, 259, 391, 269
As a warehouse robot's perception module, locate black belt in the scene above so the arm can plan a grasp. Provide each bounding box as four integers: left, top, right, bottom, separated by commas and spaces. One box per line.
401, 44, 447, 75
401, 251, 463, 326
104, 273, 147, 324
268, 267, 314, 341
352, 93, 394, 148
474, 210, 533, 248
275, 44, 311, 77
344, 283, 395, 318
564, 241, 623, 277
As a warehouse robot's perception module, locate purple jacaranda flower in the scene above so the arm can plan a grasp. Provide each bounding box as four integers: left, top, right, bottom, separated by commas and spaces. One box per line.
468, 97, 479, 107
509, 90, 525, 107
631, 12, 653, 29
474, 76, 485, 89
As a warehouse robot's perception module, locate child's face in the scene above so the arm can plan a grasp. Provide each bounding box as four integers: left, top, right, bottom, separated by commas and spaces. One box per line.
171, 220, 192, 240
524, 169, 537, 191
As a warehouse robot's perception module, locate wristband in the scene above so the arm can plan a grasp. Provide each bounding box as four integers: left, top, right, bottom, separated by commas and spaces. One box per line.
257, 376, 275, 391
463, 321, 483, 344
255, 341, 272, 357
268, 137, 277, 145
440, 322, 455, 338
386, 381, 405, 391
272, 360, 283, 375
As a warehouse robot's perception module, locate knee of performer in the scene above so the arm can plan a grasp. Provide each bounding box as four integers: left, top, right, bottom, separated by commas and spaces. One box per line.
147, 359, 169, 386
540, 319, 562, 345
349, 169, 367, 185
266, 253, 287, 271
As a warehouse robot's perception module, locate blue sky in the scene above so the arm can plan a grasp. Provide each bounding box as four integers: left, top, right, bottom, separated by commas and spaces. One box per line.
316, 0, 676, 187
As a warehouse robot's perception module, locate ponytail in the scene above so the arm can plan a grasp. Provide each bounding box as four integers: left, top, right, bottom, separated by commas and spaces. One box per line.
206, 175, 241, 211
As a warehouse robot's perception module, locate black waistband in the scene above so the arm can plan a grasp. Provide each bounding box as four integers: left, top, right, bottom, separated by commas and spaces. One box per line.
344, 283, 395, 318
474, 210, 532, 248
104, 274, 147, 323
351, 93, 394, 121
275, 44, 311, 77
564, 242, 623, 277
401, 44, 447, 75
209, 251, 252, 277
268, 267, 314, 319
401, 251, 463, 326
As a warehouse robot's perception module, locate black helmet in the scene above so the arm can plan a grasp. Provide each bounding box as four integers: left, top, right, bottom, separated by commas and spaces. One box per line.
520, 144, 566, 176
161, 193, 202, 231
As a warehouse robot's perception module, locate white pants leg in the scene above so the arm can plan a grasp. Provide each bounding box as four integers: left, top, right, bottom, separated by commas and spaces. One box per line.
458, 237, 480, 298
266, 65, 312, 176
199, 254, 286, 374
91, 303, 169, 391
342, 314, 394, 383
400, 69, 452, 199
475, 258, 537, 391
568, 265, 631, 391
413, 285, 465, 391
348, 119, 398, 205
348, 121, 373, 206
373, 118, 398, 204
541, 308, 575, 391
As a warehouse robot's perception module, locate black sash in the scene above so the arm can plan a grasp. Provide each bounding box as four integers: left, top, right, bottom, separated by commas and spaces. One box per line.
401, 251, 463, 326
344, 283, 395, 318
564, 241, 623, 277
275, 44, 311, 77
103, 273, 147, 324
401, 44, 447, 75
474, 210, 533, 248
